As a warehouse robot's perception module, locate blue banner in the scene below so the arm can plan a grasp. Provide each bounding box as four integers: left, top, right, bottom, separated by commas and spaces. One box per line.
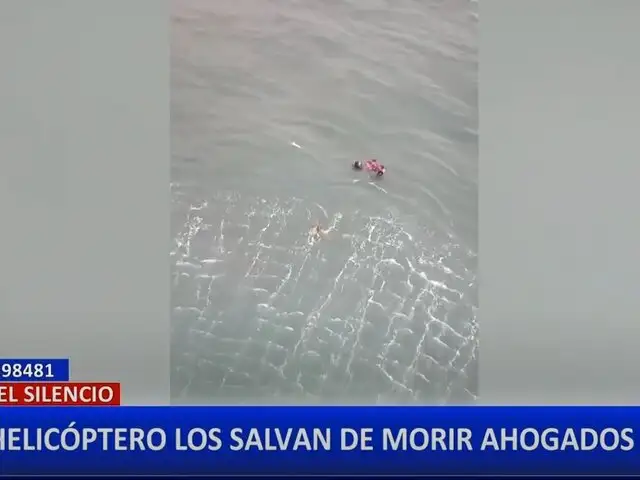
0, 406, 639, 476
0, 359, 69, 382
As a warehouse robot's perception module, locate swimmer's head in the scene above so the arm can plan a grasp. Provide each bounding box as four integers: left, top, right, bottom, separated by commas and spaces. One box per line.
353, 161, 363, 170
377, 165, 385, 176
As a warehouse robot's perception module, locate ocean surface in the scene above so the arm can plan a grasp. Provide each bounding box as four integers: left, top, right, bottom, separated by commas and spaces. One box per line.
170, 0, 478, 404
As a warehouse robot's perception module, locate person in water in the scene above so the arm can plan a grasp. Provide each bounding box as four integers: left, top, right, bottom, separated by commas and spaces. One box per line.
310, 223, 331, 241
353, 159, 385, 176
365, 159, 385, 177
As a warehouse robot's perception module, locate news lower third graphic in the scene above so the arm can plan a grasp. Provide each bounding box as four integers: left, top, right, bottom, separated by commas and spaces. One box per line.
0, 360, 639, 476
0, 358, 121, 406
0, 358, 69, 382
0, 407, 639, 476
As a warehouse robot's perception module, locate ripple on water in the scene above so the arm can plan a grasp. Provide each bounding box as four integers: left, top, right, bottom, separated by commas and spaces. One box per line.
172, 192, 477, 404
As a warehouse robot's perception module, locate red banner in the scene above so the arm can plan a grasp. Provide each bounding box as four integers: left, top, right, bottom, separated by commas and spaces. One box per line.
0, 382, 120, 406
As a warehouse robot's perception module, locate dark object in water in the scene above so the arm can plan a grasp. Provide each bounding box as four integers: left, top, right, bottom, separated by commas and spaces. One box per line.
352, 160, 363, 170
